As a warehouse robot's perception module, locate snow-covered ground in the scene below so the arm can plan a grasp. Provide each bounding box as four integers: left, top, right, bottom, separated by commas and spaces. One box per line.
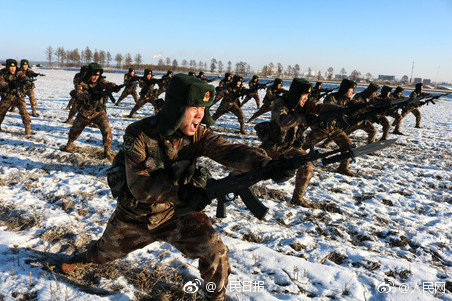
0, 69, 450, 300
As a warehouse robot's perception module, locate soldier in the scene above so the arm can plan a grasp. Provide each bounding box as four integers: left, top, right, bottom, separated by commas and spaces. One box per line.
212, 75, 249, 134
390, 86, 405, 135
115, 68, 140, 106
344, 82, 380, 144
197, 71, 216, 83
10, 59, 40, 117
59, 74, 294, 301
373, 85, 392, 141
247, 78, 287, 123
188, 71, 196, 77
0, 59, 32, 135
215, 72, 232, 93
64, 66, 88, 124
256, 78, 315, 206
127, 69, 162, 118
302, 79, 357, 176
156, 70, 173, 96
60, 63, 121, 159
240, 75, 262, 109
399, 83, 429, 128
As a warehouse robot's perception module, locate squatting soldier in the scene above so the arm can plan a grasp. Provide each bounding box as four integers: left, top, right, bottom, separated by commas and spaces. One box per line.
255, 78, 315, 206
115, 68, 140, 106
60, 74, 293, 301
373, 85, 392, 141
156, 70, 173, 96
247, 78, 287, 123
302, 79, 357, 176
345, 82, 380, 144
212, 75, 249, 134
60, 63, 121, 159
127, 69, 162, 117
10, 59, 40, 117
215, 72, 232, 93
400, 83, 430, 129
0, 59, 32, 135
390, 86, 405, 135
64, 65, 88, 124
240, 75, 262, 109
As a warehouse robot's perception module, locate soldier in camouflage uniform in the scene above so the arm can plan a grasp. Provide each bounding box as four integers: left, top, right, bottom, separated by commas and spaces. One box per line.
64, 66, 88, 124
60, 74, 293, 301
256, 78, 316, 206
399, 83, 429, 129
247, 78, 287, 123
115, 68, 140, 106
127, 69, 163, 117
373, 85, 392, 141
240, 75, 262, 109
302, 79, 357, 176
212, 75, 250, 134
215, 72, 232, 93
390, 86, 405, 135
188, 71, 196, 77
10, 59, 39, 117
156, 70, 173, 96
60, 63, 121, 159
0, 59, 31, 135
344, 82, 380, 144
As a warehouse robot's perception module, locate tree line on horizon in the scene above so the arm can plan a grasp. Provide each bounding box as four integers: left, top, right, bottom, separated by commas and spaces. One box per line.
43, 45, 411, 83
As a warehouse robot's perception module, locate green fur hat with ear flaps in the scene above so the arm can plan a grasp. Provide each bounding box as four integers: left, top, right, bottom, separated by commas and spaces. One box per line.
285, 78, 312, 109
337, 79, 357, 95
158, 74, 215, 136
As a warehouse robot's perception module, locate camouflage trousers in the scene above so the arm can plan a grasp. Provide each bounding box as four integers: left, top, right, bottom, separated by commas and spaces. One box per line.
375, 116, 390, 140
264, 145, 314, 200
248, 101, 271, 122
87, 206, 230, 301
240, 92, 260, 109
116, 88, 139, 105
389, 111, 402, 132
302, 127, 352, 172
68, 111, 112, 148
129, 94, 160, 116
66, 100, 80, 122
212, 101, 246, 133
345, 120, 376, 144
401, 107, 421, 127
0, 96, 31, 134
10, 88, 37, 115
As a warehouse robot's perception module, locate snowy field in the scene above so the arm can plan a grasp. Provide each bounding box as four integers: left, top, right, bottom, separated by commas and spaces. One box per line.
0, 69, 451, 300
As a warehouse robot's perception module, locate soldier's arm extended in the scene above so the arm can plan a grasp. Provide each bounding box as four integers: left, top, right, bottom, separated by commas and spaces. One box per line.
271, 99, 306, 128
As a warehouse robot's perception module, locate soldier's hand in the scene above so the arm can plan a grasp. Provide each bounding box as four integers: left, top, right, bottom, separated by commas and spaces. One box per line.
178, 184, 211, 211
112, 85, 122, 93
263, 157, 297, 183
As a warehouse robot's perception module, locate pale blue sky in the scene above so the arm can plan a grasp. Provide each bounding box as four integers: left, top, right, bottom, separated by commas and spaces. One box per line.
1, 0, 451, 82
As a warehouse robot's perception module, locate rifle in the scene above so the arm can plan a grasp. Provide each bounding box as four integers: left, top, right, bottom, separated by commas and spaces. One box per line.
125, 76, 143, 89
27, 73, 46, 78
406, 92, 450, 107
89, 84, 126, 104
318, 88, 336, 98
2, 78, 37, 96
176, 139, 396, 219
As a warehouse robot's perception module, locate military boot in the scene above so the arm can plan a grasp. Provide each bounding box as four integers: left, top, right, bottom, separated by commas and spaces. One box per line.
392, 129, 404, 135
60, 252, 91, 273
103, 146, 114, 160
290, 193, 313, 208
31, 107, 39, 117
239, 123, 247, 135
24, 124, 31, 136
337, 160, 355, 177
60, 141, 75, 152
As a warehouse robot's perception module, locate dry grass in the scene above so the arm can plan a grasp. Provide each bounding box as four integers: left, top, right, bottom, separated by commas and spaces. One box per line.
0, 204, 40, 231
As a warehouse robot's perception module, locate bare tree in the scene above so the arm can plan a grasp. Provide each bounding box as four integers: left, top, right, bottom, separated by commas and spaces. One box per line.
115, 53, 123, 68
181, 59, 188, 68
287, 65, 292, 77
198, 61, 203, 71
307, 67, 312, 79
262, 65, 269, 77
189, 60, 196, 70
327, 67, 334, 80
84, 47, 92, 63
135, 53, 142, 65
227, 61, 232, 73
293, 64, 300, 77
365, 72, 373, 81
350, 70, 361, 81
172, 59, 178, 68
106, 52, 112, 67
55, 47, 65, 67
218, 60, 224, 73
316, 70, 322, 80
99, 50, 106, 65
340, 68, 347, 78
277, 63, 283, 77
165, 57, 171, 66
125, 53, 132, 66
93, 50, 99, 63
210, 58, 217, 73
401, 75, 409, 84
45, 46, 54, 66
158, 58, 164, 66
65, 50, 71, 66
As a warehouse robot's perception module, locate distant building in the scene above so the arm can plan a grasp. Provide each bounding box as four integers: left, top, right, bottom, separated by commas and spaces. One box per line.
422, 78, 431, 85
335, 74, 346, 79
412, 78, 422, 84
378, 75, 395, 81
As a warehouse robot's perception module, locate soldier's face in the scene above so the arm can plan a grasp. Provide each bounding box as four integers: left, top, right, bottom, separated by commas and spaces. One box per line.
396, 92, 403, 98
22, 65, 28, 70
179, 106, 205, 136
277, 83, 282, 89
130, 71, 135, 76
236, 81, 242, 88
169, 73, 173, 78
91, 75, 100, 82
345, 88, 354, 98
146, 74, 152, 79
371, 91, 378, 98
299, 94, 309, 107
8, 66, 16, 74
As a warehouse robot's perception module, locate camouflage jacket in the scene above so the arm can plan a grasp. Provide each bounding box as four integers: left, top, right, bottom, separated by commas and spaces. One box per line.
216, 78, 232, 92
158, 75, 172, 92
263, 86, 287, 105
124, 73, 140, 89
0, 68, 28, 99
323, 92, 352, 107
139, 77, 161, 98
73, 72, 84, 88
409, 91, 430, 98
257, 98, 309, 149
76, 78, 116, 118
214, 84, 250, 105
20, 68, 38, 89
120, 116, 270, 225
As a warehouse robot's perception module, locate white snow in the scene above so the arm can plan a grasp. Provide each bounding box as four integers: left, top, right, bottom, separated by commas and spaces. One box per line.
0, 69, 450, 300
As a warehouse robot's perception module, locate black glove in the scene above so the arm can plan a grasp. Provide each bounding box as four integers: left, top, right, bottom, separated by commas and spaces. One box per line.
178, 184, 211, 211
112, 85, 122, 93
265, 157, 297, 183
